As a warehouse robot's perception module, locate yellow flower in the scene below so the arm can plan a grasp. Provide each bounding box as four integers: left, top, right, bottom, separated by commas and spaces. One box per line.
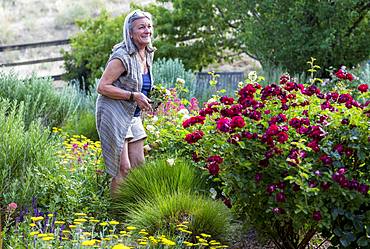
99, 222, 108, 226
83, 232, 92, 236
112, 244, 130, 249
209, 240, 221, 245
38, 234, 47, 238
176, 224, 188, 228
90, 219, 100, 223
29, 223, 37, 227
126, 226, 136, 231
74, 218, 87, 223
161, 238, 176, 246
183, 241, 194, 247
201, 233, 211, 238
47, 214, 54, 217
31, 216, 44, 222
178, 228, 192, 234
55, 221, 65, 225
81, 240, 96, 246
42, 236, 54, 241
75, 212, 87, 216
138, 241, 147, 245
29, 231, 39, 236
69, 225, 77, 229
109, 220, 119, 225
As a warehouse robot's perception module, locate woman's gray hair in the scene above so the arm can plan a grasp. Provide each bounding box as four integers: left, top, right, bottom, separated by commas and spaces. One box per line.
122, 9, 154, 55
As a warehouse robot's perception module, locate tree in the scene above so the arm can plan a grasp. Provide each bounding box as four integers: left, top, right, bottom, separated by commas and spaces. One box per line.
142, 0, 370, 74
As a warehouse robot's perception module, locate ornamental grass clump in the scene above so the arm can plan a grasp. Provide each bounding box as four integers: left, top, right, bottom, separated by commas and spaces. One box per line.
126, 192, 232, 242
111, 159, 206, 216
183, 61, 370, 248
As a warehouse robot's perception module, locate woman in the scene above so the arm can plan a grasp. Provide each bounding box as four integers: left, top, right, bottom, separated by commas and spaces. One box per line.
96, 10, 154, 193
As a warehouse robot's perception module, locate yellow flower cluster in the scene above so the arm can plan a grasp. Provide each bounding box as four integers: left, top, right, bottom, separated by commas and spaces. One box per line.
52, 128, 104, 173
25, 212, 229, 248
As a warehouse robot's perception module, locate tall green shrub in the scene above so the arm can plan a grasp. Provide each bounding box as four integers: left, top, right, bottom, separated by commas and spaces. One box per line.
62, 11, 124, 91
0, 99, 57, 206
140, 0, 370, 74
0, 72, 80, 128
152, 58, 196, 98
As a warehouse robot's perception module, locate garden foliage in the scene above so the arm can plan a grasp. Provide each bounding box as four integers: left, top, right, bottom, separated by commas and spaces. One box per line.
140, 0, 370, 74
0, 72, 79, 128
182, 65, 370, 248
62, 11, 124, 91
0, 99, 56, 206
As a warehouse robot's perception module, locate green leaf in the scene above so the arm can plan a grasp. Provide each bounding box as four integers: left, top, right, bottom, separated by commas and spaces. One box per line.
357, 237, 369, 247
340, 232, 356, 247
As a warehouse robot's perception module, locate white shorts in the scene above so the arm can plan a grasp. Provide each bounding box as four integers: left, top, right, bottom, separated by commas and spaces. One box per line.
125, 117, 147, 143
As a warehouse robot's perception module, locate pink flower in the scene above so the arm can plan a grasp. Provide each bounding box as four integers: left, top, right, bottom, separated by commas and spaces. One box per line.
358, 84, 368, 93
7, 202, 17, 211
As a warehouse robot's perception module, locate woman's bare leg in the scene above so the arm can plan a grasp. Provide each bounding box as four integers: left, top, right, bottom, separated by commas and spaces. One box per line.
111, 140, 131, 195
128, 139, 145, 168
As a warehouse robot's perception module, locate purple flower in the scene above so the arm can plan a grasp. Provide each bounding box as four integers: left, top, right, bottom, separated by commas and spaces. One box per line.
312, 211, 322, 221
266, 184, 276, 195
255, 173, 263, 183
272, 207, 285, 214
275, 192, 286, 202
358, 184, 369, 194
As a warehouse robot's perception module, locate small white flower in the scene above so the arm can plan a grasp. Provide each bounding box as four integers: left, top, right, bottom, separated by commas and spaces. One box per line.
176, 78, 185, 85
181, 114, 190, 121
146, 125, 155, 132
178, 109, 189, 116
143, 144, 151, 152
248, 71, 257, 82
152, 116, 158, 122
167, 158, 175, 166
207, 98, 217, 103
209, 188, 217, 199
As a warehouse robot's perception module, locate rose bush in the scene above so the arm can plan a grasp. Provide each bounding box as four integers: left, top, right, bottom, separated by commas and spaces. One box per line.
183, 67, 370, 248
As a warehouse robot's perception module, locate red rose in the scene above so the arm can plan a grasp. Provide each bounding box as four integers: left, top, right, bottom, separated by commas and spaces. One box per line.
184, 130, 204, 144
216, 117, 231, 132
358, 84, 368, 93
207, 161, 220, 175
276, 132, 289, 143
230, 116, 246, 129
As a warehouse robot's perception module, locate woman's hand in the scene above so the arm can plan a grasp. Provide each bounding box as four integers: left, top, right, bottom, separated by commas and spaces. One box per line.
133, 92, 153, 112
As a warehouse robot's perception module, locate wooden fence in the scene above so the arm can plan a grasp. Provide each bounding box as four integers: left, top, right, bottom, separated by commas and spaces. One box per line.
194, 72, 244, 101
0, 39, 70, 80
0, 39, 245, 95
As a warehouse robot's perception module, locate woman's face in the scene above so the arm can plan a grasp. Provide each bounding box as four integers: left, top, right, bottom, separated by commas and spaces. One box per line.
131, 17, 153, 49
